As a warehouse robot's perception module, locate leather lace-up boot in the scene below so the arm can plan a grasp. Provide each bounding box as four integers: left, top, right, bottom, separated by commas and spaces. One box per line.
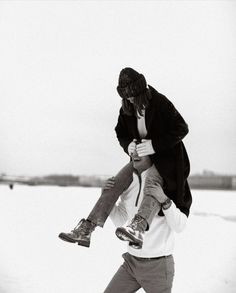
115, 214, 148, 249
58, 219, 96, 248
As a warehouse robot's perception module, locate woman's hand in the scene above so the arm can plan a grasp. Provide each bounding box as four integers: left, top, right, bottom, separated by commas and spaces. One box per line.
136, 139, 155, 156
128, 139, 137, 156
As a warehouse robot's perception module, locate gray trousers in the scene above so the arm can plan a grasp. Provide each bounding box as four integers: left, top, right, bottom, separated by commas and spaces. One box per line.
87, 162, 134, 227
87, 162, 164, 228
104, 253, 175, 293
138, 164, 164, 228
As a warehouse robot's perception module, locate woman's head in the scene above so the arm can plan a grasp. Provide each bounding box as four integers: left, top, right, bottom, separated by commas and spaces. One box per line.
117, 67, 151, 117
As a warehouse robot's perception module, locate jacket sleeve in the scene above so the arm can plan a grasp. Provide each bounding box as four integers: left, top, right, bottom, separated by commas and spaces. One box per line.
163, 201, 188, 233
152, 97, 189, 152
114, 109, 132, 154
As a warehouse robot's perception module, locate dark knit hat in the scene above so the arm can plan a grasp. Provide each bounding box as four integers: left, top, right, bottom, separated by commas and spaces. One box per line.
117, 67, 147, 99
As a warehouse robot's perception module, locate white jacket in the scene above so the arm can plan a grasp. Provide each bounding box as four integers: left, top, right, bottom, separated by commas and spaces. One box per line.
109, 168, 188, 258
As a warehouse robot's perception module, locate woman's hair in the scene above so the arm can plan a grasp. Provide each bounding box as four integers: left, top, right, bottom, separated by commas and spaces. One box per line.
121, 87, 151, 117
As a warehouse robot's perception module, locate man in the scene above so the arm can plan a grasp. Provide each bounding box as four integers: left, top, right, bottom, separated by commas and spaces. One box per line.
104, 155, 187, 293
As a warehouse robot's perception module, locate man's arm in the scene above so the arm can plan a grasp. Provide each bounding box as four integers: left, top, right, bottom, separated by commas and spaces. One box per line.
109, 194, 129, 227
162, 201, 188, 233
103, 176, 130, 227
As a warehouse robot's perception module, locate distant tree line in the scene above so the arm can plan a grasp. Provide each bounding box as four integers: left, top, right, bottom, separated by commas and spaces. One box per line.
1, 173, 236, 190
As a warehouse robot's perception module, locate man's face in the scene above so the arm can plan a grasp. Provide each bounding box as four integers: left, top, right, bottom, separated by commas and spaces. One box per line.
132, 155, 152, 173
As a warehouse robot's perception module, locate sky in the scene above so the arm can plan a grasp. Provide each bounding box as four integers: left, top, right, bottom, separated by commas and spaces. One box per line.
0, 0, 236, 176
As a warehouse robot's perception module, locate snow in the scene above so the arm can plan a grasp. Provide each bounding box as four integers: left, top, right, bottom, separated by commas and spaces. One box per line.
0, 186, 235, 293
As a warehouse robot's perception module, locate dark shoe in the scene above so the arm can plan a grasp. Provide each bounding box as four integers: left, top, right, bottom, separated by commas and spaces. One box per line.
58, 219, 96, 248
115, 215, 147, 249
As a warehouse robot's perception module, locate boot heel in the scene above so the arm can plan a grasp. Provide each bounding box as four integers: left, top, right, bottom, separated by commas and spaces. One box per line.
77, 240, 90, 248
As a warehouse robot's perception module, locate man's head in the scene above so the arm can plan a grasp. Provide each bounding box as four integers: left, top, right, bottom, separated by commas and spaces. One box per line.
117, 67, 150, 117
132, 155, 152, 174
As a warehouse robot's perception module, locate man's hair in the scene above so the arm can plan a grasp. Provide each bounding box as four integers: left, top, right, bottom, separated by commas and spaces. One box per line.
121, 88, 151, 117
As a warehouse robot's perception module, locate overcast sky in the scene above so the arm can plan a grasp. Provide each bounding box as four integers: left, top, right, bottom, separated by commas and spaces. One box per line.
0, 0, 235, 176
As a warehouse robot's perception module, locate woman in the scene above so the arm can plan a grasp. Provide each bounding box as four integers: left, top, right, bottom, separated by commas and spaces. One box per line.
114, 67, 192, 248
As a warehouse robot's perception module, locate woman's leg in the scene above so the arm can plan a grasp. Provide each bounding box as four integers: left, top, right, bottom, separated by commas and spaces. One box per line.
87, 161, 134, 227
137, 164, 164, 228
115, 165, 165, 247
59, 162, 134, 246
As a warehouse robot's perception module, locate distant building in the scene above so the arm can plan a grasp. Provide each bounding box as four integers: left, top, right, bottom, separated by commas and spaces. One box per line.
188, 174, 236, 190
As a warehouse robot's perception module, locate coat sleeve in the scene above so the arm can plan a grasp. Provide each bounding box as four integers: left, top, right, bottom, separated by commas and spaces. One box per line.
152, 97, 189, 152
115, 109, 133, 155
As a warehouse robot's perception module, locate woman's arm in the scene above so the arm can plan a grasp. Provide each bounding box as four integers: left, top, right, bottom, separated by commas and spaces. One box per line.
115, 109, 133, 154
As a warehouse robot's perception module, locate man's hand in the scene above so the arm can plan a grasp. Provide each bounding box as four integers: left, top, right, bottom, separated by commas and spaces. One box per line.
102, 177, 115, 192
136, 139, 155, 157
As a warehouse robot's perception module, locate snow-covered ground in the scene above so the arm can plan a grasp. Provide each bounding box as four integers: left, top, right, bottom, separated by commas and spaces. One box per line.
0, 186, 235, 293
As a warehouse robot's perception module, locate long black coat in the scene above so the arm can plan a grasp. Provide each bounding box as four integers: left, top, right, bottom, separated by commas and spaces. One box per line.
115, 85, 192, 217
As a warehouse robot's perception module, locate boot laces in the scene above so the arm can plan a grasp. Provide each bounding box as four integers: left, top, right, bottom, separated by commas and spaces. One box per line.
128, 215, 145, 232
72, 219, 93, 236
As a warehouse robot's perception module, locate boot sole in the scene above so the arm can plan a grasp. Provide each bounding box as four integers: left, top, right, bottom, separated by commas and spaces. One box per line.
58, 233, 90, 247
58, 233, 77, 243
129, 242, 142, 249
115, 227, 142, 248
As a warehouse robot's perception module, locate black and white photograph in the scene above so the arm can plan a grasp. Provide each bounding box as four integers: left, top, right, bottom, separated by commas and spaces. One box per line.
0, 1, 235, 292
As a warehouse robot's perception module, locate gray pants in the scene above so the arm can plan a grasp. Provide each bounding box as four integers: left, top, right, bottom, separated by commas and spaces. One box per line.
87, 162, 164, 228
87, 162, 134, 227
104, 253, 175, 293
138, 164, 164, 228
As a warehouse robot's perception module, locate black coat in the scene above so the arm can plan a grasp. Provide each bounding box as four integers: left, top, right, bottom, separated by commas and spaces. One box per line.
115, 85, 192, 217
